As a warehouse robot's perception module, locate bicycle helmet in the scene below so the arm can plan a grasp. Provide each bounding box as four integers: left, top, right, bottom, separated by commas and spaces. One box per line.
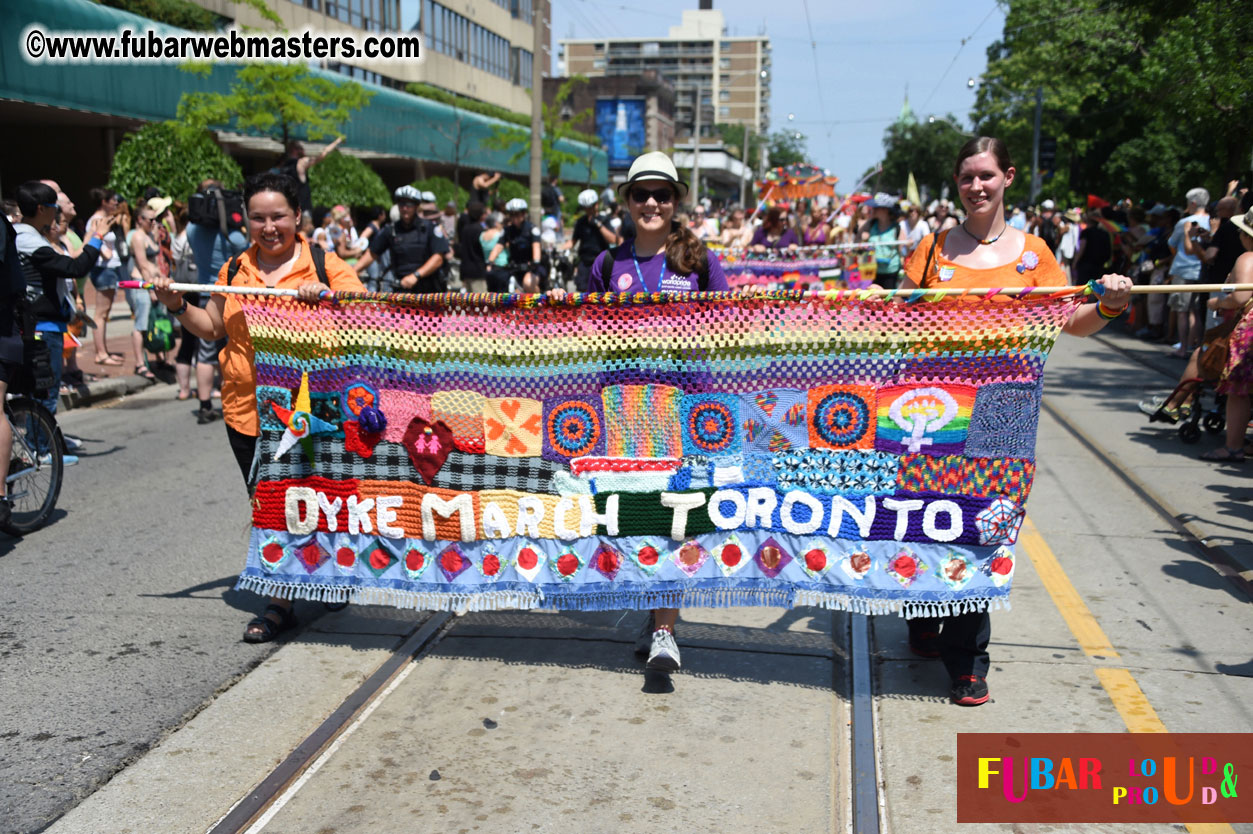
577, 189, 599, 208
394, 185, 421, 202
505, 198, 528, 213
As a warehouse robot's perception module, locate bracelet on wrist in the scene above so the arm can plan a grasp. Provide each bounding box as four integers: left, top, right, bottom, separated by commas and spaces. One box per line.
170, 300, 188, 316
1096, 302, 1124, 320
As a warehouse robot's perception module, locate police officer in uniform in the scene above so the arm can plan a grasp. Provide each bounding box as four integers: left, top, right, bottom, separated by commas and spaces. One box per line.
489, 198, 544, 292
567, 189, 619, 291
354, 185, 449, 292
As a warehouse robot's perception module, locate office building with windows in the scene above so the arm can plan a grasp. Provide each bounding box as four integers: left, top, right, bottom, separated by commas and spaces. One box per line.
191, 0, 550, 114
559, 3, 769, 142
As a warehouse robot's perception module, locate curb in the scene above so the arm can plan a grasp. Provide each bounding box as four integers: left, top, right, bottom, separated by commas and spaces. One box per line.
59, 374, 156, 411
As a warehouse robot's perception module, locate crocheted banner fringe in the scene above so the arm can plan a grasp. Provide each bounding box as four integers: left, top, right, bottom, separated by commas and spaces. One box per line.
236, 574, 1008, 616
235, 575, 544, 612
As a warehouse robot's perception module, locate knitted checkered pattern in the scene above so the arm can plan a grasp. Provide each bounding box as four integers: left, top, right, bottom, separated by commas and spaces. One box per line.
240, 291, 1080, 615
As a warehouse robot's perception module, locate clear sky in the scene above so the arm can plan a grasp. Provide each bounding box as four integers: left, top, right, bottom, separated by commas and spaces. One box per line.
549, 0, 1006, 187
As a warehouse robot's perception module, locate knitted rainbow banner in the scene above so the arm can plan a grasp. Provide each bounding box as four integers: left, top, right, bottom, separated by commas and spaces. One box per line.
236, 291, 1080, 616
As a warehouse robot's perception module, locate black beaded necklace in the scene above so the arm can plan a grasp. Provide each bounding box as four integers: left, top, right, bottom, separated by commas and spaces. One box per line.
961, 220, 1008, 245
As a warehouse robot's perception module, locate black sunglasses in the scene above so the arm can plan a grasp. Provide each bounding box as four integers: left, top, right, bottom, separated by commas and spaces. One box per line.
629, 187, 674, 205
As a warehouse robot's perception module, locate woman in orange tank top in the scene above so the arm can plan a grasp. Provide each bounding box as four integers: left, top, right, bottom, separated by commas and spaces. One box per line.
899, 137, 1133, 706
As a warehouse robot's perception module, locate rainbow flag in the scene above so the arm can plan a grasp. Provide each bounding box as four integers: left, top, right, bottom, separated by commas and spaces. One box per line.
235, 291, 1080, 616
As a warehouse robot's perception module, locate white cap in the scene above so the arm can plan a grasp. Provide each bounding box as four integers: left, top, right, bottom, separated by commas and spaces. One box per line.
540, 229, 557, 246
1041, 199, 1055, 210
505, 197, 528, 212
541, 216, 558, 230
577, 189, 599, 207
421, 191, 437, 203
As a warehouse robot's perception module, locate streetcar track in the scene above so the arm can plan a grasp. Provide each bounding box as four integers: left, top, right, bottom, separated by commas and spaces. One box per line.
205, 611, 453, 834
205, 606, 881, 833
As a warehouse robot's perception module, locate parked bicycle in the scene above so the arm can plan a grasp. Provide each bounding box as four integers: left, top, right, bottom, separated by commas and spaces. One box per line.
4, 394, 63, 535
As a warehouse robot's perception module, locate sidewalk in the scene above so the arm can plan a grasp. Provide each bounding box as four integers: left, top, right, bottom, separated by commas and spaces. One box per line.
58, 283, 172, 410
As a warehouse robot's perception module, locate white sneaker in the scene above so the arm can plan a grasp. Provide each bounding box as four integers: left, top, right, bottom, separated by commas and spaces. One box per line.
646, 629, 681, 672
62, 435, 84, 451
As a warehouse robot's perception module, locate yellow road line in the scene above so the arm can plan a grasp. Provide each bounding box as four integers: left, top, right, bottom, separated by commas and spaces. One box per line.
1019, 515, 1234, 834
1017, 516, 1118, 659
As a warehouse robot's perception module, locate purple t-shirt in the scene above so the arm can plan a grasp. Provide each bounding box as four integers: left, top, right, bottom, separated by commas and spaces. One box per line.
750, 227, 799, 249
589, 247, 728, 293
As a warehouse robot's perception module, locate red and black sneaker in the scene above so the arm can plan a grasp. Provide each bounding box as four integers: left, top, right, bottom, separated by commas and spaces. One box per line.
951, 675, 989, 706
908, 631, 941, 658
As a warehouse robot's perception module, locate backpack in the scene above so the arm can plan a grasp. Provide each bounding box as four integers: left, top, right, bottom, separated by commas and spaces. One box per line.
144, 302, 176, 353
1037, 216, 1060, 251
226, 244, 329, 287
189, 186, 245, 235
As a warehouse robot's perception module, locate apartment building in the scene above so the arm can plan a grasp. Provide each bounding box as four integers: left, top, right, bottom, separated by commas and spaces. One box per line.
559, 3, 769, 142
189, 0, 550, 114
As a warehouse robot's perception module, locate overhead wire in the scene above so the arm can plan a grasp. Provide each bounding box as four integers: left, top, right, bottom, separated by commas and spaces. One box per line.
918, 3, 999, 113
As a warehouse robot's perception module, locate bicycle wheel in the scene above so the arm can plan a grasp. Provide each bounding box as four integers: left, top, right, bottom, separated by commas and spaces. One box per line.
4, 397, 64, 535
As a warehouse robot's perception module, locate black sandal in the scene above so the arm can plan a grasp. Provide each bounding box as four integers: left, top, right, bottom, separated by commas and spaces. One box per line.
243, 603, 297, 643
324, 600, 350, 612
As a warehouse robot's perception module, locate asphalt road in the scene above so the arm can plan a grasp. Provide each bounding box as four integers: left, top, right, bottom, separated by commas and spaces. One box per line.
0, 385, 332, 834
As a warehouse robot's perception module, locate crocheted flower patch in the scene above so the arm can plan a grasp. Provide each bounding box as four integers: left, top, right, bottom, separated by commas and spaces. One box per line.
681, 393, 742, 456
875, 383, 975, 456
808, 385, 877, 451
484, 397, 543, 458
541, 397, 605, 462
741, 388, 808, 454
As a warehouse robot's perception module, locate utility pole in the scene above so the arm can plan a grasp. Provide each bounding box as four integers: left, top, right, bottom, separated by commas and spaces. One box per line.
529, 0, 545, 227
740, 122, 751, 208
690, 83, 702, 209
1029, 85, 1042, 205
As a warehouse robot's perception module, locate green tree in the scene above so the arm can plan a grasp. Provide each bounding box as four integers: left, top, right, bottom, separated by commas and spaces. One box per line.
483, 77, 591, 181
410, 177, 468, 211
766, 131, 808, 168
971, 0, 1253, 203
94, 0, 222, 29
177, 63, 373, 147
878, 116, 969, 199
107, 122, 242, 202
309, 151, 390, 209
714, 123, 767, 168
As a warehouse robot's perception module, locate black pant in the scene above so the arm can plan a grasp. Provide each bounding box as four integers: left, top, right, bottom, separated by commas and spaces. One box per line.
908, 612, 991, 680
226, 425, 257, 489
877, 270, 900, 290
